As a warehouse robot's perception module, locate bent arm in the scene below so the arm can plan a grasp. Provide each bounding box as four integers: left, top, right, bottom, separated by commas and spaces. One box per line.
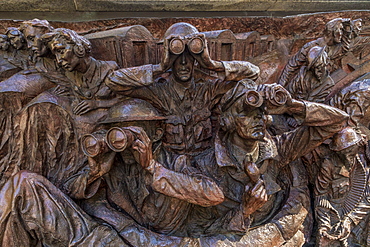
147, 160, 225, 207
276, 101, 349, 166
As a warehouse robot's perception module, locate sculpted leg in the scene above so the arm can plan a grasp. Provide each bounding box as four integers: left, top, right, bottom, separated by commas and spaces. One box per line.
0, 170, 127, 247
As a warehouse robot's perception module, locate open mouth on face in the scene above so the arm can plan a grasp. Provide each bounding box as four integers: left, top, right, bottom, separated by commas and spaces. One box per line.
252, 125, 264, 131
61, 62, 71, 70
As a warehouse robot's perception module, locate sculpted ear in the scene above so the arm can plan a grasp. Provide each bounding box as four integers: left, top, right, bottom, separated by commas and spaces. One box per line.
40, 32, 55, 47
152, 127, 164, 142
220, 113, 235, 132
73, 43, 86, 58
265, 115, 272, 128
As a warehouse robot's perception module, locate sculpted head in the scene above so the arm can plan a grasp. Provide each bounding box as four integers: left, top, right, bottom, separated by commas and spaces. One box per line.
220, 79, 268, 141
6, 27, 25, 50
330, 127, 366, 166
0, 34, 10, 51
352, 19, 362, 37
307, 46, 329, 81
101, 98, 166, 143
45, 28, 92, 72
20, 19, 54, 57
164, 23, 200, 84
324, 18, 344, 45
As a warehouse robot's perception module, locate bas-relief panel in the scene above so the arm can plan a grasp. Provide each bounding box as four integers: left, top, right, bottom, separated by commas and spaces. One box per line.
0, 12, 369, 247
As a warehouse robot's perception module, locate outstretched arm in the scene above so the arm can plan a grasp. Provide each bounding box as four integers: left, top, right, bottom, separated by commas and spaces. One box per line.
258, 84, 349, 166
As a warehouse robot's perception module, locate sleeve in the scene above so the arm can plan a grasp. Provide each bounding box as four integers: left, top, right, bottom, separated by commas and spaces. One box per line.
221, 61, 260, 81
278, 41, 315, 87
105, 64, 155, 93
352, 36, 370, 49
275, 101, 349, 167
62, 167, 102, 200
204, 204, 252, 235
285, 67, 306, 100
308, 76, 335, 103
347, 201, 370, 225
147, 160, 225, 207
315, 158, 333, 197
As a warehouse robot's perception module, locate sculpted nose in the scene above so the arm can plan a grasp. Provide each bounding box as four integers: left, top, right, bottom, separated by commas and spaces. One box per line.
55, 54, 63, 65
180, 53, 186, 65
255, 112, 263, 119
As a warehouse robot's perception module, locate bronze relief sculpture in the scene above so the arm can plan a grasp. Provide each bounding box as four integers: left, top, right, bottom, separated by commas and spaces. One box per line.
0, 14, 369, 246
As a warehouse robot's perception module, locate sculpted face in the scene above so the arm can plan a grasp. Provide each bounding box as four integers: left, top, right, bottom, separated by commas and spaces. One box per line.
332, 23, 343, 44
0, 37, 9, 51
23, 26, 49, 57
312, 53, 328, 81
353, 20, 362, 37
50, 38, 80, 72
232, 101, 267, 141
172, 51, 194, 83
337, 144, 359, 169
8, 32, 24, 50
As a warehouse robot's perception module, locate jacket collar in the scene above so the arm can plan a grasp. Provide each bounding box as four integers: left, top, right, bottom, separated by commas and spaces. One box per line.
215, 130, 279, 170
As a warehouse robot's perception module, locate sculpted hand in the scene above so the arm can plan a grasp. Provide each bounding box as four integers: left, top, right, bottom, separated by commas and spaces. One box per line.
73, 100, 97, 115
128, 126, 153, 169
332, 217, 352, 241
243, 155, 260, 184
242, 179, 268, 217
257, 83, 293, 115
87, 151, 116, 183
287, 117, 299, 128
54, 85, 70, 96
187, 34, 211, 68
160, 34, 180, 72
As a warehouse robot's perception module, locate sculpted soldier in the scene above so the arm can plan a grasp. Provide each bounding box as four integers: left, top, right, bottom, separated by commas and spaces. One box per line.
315, 127, 370, 246
5, 27, 29, 70
0, 84, 349, 246
105, 22, 260, 157
0, 34, 19, 81
0, 34, 9, 52
10, 28, 121, 188
45, 28, 120, 115
0, 99, 211, 247
349, 19, 370, 51
66, 99, 224, 245
187, 82, 349, 244
19, 19, 60, 74
273, 46, 334, 133
286, 46, 334, 104
279, 18, 350, 87
0, 19, 61, 185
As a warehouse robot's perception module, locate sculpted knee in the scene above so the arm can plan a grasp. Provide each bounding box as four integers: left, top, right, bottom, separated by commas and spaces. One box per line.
12, 170, 46, 186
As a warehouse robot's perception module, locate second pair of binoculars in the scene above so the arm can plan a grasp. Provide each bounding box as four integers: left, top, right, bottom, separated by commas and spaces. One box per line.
169, 35, 205, 55
82, 127, 136, 157
244, 87, 288, 108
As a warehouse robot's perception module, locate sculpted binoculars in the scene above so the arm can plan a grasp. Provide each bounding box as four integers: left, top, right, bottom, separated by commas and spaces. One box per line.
81, 131, 109, 157
169, 36, 205, 55
244, 87, 287, 108
81, 127, 136, 157
105, 127, 135, 152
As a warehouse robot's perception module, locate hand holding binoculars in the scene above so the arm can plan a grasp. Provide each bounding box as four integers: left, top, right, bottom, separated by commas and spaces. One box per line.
82, 127, 136, 157
244, 85, 288, 108
168, 35, 205, 55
